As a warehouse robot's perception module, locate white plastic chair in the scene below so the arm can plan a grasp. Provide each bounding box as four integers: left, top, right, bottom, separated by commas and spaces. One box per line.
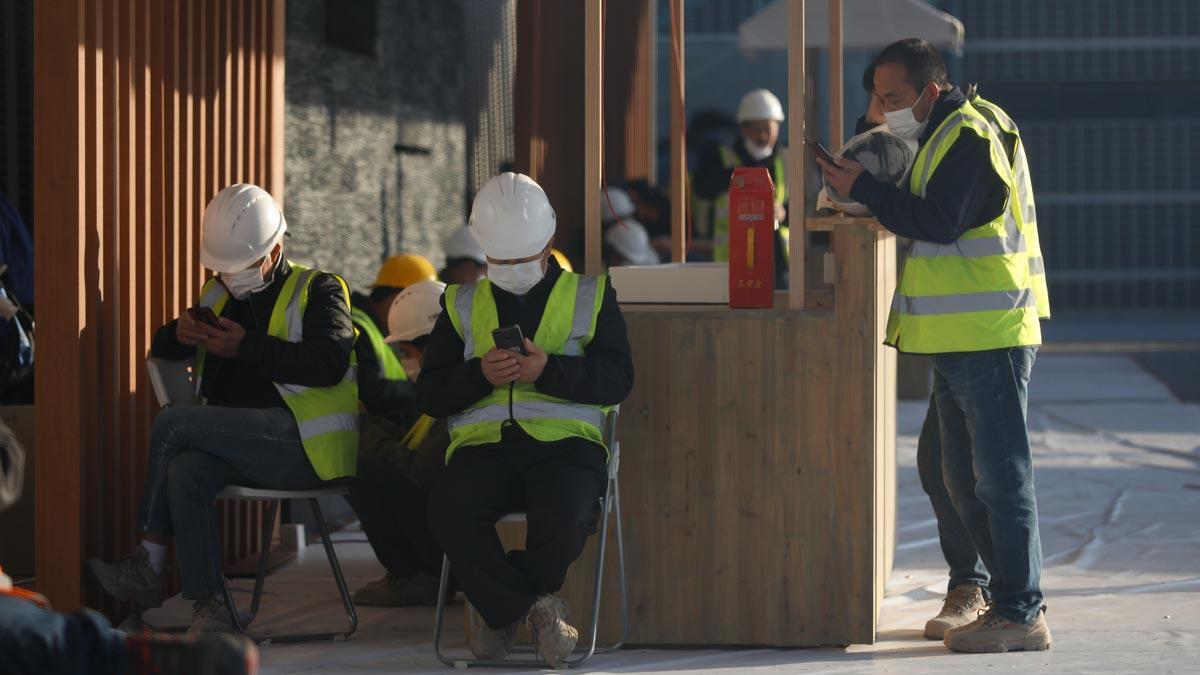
146, 357, 357, 644
431, 409, 629, 669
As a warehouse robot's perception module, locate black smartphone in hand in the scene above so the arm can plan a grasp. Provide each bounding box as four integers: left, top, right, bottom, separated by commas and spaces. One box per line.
188, 306, 224, 330
491, 325, 529, 356
805, 137, 837, 165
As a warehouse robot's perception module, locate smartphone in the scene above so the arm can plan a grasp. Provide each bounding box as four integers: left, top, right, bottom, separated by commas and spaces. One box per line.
491, 325, 529, 356
805, 137, 837, 165
188, 306, 224, 329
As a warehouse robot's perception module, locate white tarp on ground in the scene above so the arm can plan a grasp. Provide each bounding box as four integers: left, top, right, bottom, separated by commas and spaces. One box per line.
738, 0, 966, 54
147, 355, 1200, 673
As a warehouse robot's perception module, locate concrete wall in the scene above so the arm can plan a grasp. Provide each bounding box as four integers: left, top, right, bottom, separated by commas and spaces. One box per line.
284, 0, 466, 290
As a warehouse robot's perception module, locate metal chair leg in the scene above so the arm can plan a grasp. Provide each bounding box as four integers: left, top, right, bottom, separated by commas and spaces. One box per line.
310, 497, 358, 641
248, 499, 280, 621
610, 475, 629, 650
432, 555, 457, 667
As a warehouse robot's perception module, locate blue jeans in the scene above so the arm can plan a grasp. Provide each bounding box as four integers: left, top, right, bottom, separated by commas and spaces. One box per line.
932, 346, 1043, 624
136, 406, 322, 598
0, 595, 126, 675
917, 394, 990, 595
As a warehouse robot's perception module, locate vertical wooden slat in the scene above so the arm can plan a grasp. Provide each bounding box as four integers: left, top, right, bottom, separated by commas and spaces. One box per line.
668, 0, 686, 263
583, 1, 603, 275
828, 0, 844, 151
788, 0, 807, 308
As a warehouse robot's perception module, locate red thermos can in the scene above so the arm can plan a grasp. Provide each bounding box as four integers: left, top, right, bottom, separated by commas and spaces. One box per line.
727, 167, 776, 308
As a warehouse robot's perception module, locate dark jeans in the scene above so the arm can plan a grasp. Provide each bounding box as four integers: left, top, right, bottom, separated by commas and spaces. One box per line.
136, 405, 322, 598
345, 454, 444, 578
0, 595, 126, 675
932, 346, 1043, 624
917, 394, 990, 595
428, 434, 607, 629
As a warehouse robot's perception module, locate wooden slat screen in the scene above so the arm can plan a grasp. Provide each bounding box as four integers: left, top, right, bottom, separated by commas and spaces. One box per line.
34, 0, 286, 612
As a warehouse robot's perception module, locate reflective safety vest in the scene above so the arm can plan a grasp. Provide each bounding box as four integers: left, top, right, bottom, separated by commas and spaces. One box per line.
887, 101, 1042, 354
712, 145, 787, 262
442, 273, 609, 463
971, 96, 1051, 319
195, 264, 359, 480
350, 306, 408, 382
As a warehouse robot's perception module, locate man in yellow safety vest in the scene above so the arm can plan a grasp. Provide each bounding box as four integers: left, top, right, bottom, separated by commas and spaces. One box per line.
418, 173, 634, 668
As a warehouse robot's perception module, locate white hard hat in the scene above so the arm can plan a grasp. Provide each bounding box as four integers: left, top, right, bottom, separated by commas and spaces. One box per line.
604, 219, 660, 267
823, 126, 916, 216
385, 279, 447, 343
469, 173, 556, 260
443, 225, 487, 264
737, 89, 785, 123
601, 187, 636, 223
200, 184, 287, 273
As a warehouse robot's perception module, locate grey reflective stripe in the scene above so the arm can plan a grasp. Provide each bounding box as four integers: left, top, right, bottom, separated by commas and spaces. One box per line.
893, 288, 1036, 316
456, 282, 478, 360
283, 269, 317, 341
199, 282, 226, 309
915, 112, 972, 194
564, 276, 600, 356
1029, 256, 1046, 275
275, 366, 356, 399
448, 400, 606, 432
908, 211, 1025, 259
297, 412, 358, 439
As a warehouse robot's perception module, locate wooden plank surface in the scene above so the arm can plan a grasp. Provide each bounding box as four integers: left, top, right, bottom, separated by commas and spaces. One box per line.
787, 0, 806, 307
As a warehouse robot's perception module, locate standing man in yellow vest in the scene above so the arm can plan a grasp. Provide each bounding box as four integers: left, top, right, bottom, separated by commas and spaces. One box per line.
693, 88, 790, 287
819, 40, 1051, 654
87, 184, 359, 635
418, 173, 633, 668
351, 252, 436, 426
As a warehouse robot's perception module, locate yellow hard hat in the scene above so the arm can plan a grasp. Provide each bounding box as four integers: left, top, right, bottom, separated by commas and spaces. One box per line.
373, 253, 436, 289
551, 248, 573, 272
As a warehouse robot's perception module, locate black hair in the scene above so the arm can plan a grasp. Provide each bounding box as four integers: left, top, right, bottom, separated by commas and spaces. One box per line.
369, 285, 401, 304
862, 60, 876, 93
873, 38, 948, 92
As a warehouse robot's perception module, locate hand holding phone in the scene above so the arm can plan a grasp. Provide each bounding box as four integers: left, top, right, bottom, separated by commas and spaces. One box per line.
805, 137, 837, 165
491, 325, 529, 356
188, 306, 224, 330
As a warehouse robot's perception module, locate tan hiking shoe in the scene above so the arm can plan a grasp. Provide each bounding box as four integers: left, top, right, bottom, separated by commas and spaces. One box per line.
924, 584, 987, 639
187, 595, 238, 636
352, 571, 442, 607
86, 547, 168, 609
468, 614, 518, 660
525, 595, 578, 669
945, 607, 1052, 653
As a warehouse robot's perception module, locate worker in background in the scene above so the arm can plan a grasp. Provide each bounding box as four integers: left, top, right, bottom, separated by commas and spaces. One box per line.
352, 253, 436, 427
622, 179, 673, 257
819, 39, 1050, 654
693, 88, 789, 288
419, 173, 634, 668
346, 280, 453, 607
87, 184, 358, 635
601, 187, 661, 267
441, 225, 488, 285
1, 424, 259, 673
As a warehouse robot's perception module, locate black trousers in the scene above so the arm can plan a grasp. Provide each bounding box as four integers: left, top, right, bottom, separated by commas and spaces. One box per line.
428, 432, 607, 629
345, 454, 444, 578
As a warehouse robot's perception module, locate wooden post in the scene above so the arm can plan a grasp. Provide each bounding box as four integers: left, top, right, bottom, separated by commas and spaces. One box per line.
828, 0, 844, 151
668, 0, 686, 263
584, 1, 603, 274
787, 0, 806, 308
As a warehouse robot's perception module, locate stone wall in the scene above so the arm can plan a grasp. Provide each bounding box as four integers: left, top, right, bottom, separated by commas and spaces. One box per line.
284, 0, 466, 289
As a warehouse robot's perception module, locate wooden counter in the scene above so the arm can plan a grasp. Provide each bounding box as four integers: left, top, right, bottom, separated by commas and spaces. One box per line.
554, 222, 898, 646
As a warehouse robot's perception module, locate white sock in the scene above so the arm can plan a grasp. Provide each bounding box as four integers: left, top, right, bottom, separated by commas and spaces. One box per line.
141, 540, 167, 576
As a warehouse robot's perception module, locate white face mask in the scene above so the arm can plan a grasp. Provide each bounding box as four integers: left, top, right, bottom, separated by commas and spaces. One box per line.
487, 259, 545, 296
883, 86, 931, 141
745, 139, 773, 161
221, 265, 270, 300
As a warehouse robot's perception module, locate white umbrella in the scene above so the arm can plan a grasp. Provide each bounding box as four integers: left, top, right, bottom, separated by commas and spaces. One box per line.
738, 0, 965, 54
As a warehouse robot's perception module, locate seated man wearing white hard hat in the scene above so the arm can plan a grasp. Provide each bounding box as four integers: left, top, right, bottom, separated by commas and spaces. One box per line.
440, 225, 488, 285
346, 280, 455, 608
692, 88, 791, 287
418, 173, 634, 668
601, 187, 662, 267
87, 184, 359, 635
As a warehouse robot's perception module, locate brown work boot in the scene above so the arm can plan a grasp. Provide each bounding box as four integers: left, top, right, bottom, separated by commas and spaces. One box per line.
924, 583, 987, 640
124, 631, 259, 675
187, 595, 238, 635
352, 571, 442, 607
525, 594, 578, 669
945, 606, 1053, 653
467, 612, 519, 660
87, 547, 168, 609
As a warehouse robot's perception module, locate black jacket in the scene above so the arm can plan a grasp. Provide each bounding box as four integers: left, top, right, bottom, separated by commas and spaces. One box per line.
151, 257, 355, 409
848, 87, 1008, 244
351, 291, 419, 427
693, 138, 786, 204
417, 260, 634, 445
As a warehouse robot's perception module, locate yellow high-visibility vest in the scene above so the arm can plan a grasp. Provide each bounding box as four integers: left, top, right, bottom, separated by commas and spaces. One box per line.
351, 306, 408, 381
